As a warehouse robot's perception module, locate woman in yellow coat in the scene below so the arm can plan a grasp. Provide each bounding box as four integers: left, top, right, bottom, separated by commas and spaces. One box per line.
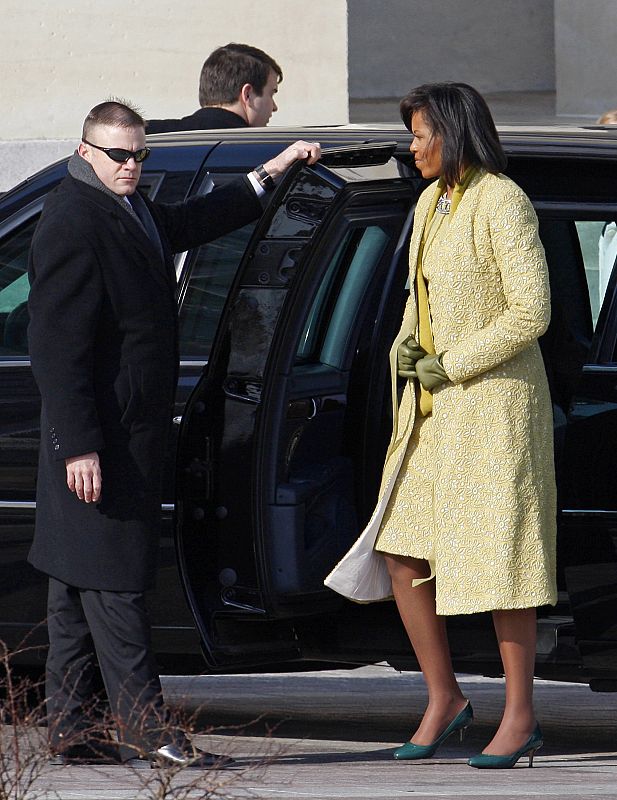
328, 83, 556, 769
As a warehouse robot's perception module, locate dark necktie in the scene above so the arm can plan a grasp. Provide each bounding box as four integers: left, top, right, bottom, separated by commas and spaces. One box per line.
126, 194, 163, 259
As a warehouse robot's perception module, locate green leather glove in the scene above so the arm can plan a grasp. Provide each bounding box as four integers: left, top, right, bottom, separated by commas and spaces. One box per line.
397, 336, 427, 378
414, 353, 450, 391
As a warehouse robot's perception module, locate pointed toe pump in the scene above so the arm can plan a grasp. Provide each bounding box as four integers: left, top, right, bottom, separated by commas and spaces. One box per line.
393, 701, 473, 760
467, 723, 543, 769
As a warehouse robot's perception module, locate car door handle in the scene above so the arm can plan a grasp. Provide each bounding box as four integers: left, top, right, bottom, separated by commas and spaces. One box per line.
287, 398, 318, 420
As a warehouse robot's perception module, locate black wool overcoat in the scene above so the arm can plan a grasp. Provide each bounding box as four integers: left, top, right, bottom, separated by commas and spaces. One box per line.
28, 174, 261, 591
146, 107, 248, 133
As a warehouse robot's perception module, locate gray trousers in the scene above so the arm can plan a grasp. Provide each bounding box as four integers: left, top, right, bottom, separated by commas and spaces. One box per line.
45, 577, 184, 759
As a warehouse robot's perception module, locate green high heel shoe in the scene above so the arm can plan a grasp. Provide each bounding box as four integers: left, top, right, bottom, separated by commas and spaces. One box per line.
393, 701, 473, 760
467, 723, 543, 769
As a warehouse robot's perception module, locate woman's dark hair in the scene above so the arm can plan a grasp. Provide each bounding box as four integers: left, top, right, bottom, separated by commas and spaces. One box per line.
400, 82, 507, 186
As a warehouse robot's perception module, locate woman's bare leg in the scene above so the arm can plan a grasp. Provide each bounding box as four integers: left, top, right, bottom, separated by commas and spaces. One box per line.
481, 607, 537, 754
384, 554, 467, 744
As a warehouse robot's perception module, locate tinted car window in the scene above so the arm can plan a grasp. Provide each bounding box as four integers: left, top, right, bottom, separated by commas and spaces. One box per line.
537, 213, 617, 417
594, 221, 617, 318
296, 222, 394, 367
578, 220, 612, 328
0, 171, 180, 360
177, 173, 259, 360
178, 222, 256, 360
0, 217, 39, 356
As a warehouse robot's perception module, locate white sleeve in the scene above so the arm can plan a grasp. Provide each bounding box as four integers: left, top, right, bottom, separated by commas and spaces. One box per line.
246, 171, 266, 197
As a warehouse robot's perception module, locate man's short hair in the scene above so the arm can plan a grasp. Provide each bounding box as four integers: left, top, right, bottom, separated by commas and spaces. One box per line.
82, 100, 145, 140
198, 43, 282, 107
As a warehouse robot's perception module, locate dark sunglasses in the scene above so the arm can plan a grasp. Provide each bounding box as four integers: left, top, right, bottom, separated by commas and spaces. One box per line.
82, 139, 151, 163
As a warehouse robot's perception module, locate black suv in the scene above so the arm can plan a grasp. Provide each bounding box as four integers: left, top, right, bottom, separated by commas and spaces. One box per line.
1, 125, 617, 690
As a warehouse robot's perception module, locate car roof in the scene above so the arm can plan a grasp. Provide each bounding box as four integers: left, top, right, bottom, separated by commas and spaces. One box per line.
146, 123, 617, 161
4, 123, 617, 221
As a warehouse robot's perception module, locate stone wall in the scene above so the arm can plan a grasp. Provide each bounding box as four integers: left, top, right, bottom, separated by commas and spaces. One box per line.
555, 0, 617, 118
1, 0, 349, 191
347, 0, 555, 100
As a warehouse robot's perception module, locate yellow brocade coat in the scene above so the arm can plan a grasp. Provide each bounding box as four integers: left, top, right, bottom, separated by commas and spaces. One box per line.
373, 170, 557, 615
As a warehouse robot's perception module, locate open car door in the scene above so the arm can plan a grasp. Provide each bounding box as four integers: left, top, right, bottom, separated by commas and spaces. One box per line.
175, 144, 420, 669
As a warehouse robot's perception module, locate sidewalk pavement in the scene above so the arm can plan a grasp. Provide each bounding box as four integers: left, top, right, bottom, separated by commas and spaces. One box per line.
160, 664, 617, 752
25, 665, 617, 800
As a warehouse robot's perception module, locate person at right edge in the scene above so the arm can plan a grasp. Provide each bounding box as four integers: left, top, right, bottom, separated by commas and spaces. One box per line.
330, 83, 557, 769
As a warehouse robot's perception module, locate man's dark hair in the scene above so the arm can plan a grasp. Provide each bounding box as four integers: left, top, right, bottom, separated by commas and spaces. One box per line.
400, 82, 507, 186
198, 43, 282, 107
82, 99, 145, 140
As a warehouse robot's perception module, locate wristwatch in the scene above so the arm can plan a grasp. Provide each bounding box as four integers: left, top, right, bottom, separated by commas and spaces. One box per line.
253, 164, 275, 192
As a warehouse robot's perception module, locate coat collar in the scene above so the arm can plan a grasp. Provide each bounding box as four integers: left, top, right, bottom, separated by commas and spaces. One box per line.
408, 169, 487, 270
146, 106, 248, 134
63, 175, 173, 288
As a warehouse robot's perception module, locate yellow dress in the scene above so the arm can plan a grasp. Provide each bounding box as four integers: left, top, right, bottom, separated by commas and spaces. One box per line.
375, 170, 557, 616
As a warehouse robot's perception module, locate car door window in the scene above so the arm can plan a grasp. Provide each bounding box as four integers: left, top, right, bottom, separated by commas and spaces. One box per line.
296, 222, 394, 368
536, 214, 617, 415
0, 171, 179, 360
177, 173, 259, 360
0, 217, 39, 356
177, 222, 257, 359
577, 220, 611, 328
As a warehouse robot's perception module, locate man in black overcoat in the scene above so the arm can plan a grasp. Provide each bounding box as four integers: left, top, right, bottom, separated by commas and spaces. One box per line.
147, 43, 281, 133
27, 100, 320, 767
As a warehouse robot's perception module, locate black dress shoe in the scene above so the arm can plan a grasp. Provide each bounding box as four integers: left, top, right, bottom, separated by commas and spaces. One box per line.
49, 741, 122, 765
126, 744, 235, 769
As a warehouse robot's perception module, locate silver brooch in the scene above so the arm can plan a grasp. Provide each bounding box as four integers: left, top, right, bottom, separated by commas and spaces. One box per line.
436, 193, 451, 214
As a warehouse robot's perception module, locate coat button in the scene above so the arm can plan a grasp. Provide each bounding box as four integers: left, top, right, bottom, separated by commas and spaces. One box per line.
54, 444, 60, 451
